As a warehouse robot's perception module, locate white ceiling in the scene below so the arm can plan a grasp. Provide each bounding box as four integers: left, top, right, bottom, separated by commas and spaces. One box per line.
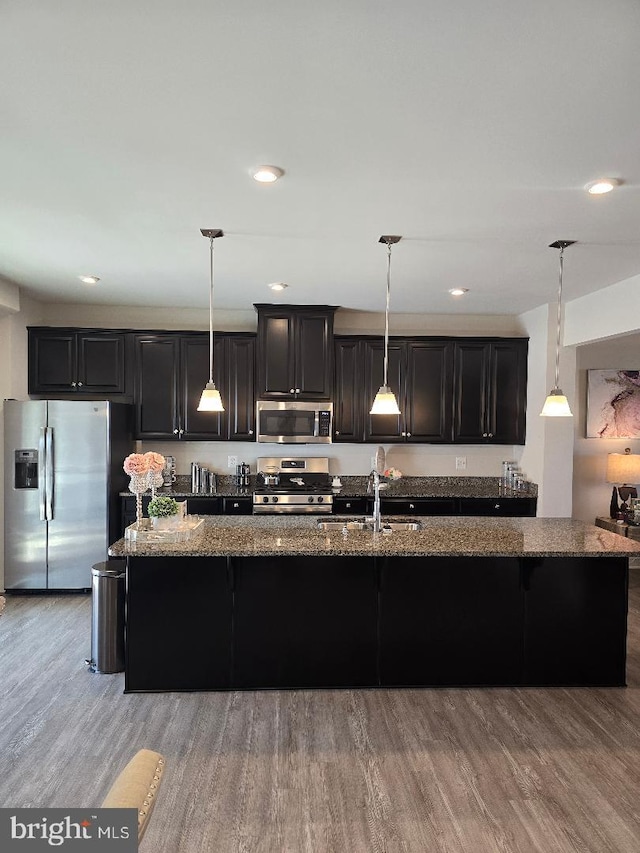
2, 0, 640, 316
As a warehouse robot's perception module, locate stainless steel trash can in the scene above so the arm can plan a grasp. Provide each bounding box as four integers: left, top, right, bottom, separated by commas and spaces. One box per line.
89, 560, 125, 673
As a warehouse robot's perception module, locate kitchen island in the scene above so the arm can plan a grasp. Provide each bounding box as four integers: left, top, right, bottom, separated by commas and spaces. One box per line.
109, 516, 640, 693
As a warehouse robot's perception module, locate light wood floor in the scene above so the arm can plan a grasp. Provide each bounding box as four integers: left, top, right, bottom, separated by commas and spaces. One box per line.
1, 575, 640, 853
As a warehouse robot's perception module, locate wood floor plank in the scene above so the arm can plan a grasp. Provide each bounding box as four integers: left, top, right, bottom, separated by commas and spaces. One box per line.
1, 575, 640, 851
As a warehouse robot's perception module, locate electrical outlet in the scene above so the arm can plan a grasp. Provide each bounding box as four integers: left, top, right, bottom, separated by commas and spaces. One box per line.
456, 456, 467, 470
227, 455, 238, 469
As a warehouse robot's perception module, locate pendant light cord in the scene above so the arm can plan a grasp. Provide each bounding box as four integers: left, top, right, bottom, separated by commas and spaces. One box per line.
553, 245, 564, 390
383, 240, 392, 387
208, 236, 215, 384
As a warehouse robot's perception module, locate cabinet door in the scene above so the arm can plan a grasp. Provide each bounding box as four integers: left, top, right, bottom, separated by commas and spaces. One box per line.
134, 336, 180, 438
523, 557, 627, 686
222, 496, 253, 515
77, 333, 126, 393
28, 330, 77, 392
180, 336, 225, 440
332, 496, 368, 515
186, 497, 222, 515
256, 310, 296, 398
488, 341, 528, 444
333, 338, 364, 441
380, 556, 523, 686
295, 311, 334, 399
363, 340, 404, 442
405, 341, 454, 442
233, 556, 378, 688
225, 335, 256, 441
453, 342, 489, 442
126, 556, 233, 691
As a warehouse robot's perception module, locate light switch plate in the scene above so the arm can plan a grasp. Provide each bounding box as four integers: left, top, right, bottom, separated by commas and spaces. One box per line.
227, 455, 238, 469
456, 456, 467, 470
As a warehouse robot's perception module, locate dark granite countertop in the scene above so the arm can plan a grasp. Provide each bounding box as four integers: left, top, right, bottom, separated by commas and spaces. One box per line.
109, 516, 640, 559
120, 475, 537, 500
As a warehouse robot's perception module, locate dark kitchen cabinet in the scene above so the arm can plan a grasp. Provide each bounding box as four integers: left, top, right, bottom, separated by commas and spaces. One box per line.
126, 556, 233, 691
134, 333, 255, 440
28, 327, 127, 395
522, 557, 627, 686
459, 497, 537, 517
379, 497, 458, 516
222, 496, 253, 515
186, 497, 222, 515
332, 496, 369, 515
379, 556, 523, 686
255, 304, 337, 400
363, 339, 454, 443
453, 339, 528, 444
233, 556, 378, 688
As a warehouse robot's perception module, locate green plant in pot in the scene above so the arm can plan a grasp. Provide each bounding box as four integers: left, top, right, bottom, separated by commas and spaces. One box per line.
147, 496, 181, 530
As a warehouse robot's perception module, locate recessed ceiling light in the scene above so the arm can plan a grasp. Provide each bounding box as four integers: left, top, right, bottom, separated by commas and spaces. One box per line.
253, 165, 285, 183
585, 178, 621, 195
268, 282, 288, 291
448, 288, 469, 296
78, 275, 100, 285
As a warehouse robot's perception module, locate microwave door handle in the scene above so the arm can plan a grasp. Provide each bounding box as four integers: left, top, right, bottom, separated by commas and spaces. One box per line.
313, 410, 320, 437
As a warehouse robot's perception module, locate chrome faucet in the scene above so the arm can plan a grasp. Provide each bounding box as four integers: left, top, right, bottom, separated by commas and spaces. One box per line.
370, 469, 383, 533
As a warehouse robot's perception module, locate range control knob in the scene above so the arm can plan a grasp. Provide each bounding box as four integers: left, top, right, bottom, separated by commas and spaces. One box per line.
317, 496, 324, 503
308, 496, 314, 503
272, 496, 278, 503
262, 496, 269, 503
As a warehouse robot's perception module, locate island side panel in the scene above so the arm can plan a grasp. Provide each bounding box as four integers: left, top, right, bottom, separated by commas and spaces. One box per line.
125, 555, 233, 692
233, 556, 378, 689
379, 556, 523, 687
523, 556, 628, 687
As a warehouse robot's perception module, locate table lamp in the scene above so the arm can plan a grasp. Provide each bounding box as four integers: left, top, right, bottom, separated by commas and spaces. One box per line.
606, 448, 640, 519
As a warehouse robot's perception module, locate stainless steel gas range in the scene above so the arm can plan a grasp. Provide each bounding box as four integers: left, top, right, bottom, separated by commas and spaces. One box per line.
253, 457, 333, 514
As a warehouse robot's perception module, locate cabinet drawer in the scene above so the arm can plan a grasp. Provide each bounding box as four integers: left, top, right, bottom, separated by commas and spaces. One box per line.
186, 497, 222, 515
380, 498, 458, 516
332, 496, 368, 515
459, 497, 537, 517
222, 497, 253, 515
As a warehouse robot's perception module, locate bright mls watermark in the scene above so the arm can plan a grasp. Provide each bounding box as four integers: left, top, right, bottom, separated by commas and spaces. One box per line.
0, 809, 137, 850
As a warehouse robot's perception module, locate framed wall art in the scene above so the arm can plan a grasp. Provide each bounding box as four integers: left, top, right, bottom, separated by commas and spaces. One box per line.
586, 369, 640, 438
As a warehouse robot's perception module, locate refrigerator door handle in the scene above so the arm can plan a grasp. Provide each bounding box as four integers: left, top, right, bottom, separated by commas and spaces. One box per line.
38, 427, 47, 521
45, 426, 54, 520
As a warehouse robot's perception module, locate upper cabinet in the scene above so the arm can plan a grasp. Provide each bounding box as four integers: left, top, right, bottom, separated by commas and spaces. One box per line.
28, 328, 127, 395
134, 333, 255, 440
334, 337, 454, 443
453, 339, 528, 444
255, 304, 337, 400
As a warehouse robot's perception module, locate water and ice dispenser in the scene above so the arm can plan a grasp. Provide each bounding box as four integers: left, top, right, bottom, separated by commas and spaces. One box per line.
14, 449, 38, 489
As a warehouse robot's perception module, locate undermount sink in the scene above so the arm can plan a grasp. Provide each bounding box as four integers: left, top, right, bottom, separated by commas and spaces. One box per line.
317, 518, 422, 532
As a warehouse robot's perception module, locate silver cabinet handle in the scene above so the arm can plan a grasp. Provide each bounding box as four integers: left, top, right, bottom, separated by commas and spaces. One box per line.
345, 502, 351, 508
248, 429, 254, 435
296, 388, 301, 393
406, 432, 411, 437
179, 429, 184, 435
482, 432, 488, 437
488, 433, 493, 438
401, 431, 406, 436
77, 381, 83, 387
409, 503, 415, 510
233, 502, 239, 508
494, 503, 500, 510
289, 388, 295, 394
173, 429, 179, 435
71, 381, 77, 387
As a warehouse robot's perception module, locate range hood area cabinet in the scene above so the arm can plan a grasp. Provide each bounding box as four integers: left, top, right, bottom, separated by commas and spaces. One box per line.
452, 340, 528, 444
255, 304, 337, 400
334, 337, 455, 443
28, 327, 128, 396
133, 333, 255, 441
333, 336, 528, 445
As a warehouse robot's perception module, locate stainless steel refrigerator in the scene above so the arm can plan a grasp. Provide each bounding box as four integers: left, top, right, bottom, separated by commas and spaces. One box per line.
3, 400, 132, 590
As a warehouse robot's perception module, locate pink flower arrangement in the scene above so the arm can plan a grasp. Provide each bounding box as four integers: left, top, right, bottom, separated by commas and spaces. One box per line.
383, 467, 403, 480
123, 453, 150, 476
144, 451, 166, 473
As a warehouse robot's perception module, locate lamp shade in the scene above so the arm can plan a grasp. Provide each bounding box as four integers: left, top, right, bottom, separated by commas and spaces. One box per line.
606, 453, 640, 484
540, 391, 573, 417
370, 385, 401, 415
197, 381, 224, 412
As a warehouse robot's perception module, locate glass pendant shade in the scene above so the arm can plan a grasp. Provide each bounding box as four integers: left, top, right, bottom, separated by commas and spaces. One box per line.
540, 389, 573, 417
370, 385, 401, 415
197, 381, 224, 412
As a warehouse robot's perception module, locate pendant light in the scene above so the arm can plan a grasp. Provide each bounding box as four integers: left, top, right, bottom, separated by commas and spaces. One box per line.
197, 228, 225, 412
540, 239, 575, 417
370, 235, 402, 415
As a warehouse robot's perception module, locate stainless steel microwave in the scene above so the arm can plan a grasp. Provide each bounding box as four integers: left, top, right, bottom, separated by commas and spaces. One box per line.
256, 401, 333, 444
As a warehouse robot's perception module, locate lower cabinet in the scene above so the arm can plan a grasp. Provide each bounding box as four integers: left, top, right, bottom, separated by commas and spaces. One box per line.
126, 556, 233, 691
232, 556, 378, 688
380, 497, 458, 516
379, 556, 523, 686
459, 497, 537, 517
523, 557, 627, 686
186, 497, 222, 515
124, 554, 628, 691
